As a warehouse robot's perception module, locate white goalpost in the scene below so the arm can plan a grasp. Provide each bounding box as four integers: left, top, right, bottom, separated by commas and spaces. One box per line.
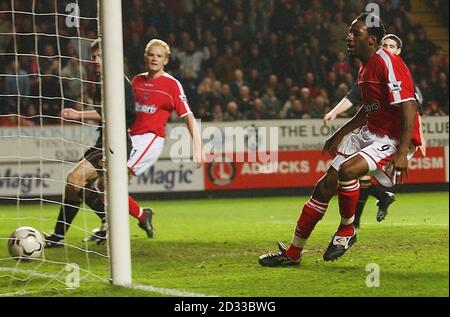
0, 0, 131, 293
99, 0, 132, 286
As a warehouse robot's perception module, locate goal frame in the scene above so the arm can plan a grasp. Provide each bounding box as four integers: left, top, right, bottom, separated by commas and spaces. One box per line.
99, 0, 132, 286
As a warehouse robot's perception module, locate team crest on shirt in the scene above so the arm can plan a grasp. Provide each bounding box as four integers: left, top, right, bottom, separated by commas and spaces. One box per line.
142, 92, 149, 101
363, 101, 380, 113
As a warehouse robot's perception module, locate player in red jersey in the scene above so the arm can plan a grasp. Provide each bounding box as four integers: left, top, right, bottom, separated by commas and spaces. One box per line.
44, 40, 157, 247
323, 33, 426, 228
82, 39, 203, 244
81, 39, 203, 243
259, 13, 422, 266
127, 39, 203, 177
46, 39, 203, 247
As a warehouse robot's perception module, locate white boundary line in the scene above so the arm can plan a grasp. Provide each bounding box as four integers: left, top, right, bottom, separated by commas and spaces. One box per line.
130, 284, 216, 297
0, 267, 216, 297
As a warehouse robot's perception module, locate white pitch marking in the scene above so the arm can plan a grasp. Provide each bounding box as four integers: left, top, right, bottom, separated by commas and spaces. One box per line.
0, 267, 216, 297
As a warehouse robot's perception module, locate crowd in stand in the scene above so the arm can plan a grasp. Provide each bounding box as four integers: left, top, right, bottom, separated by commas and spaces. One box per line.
0, 0, 448, 127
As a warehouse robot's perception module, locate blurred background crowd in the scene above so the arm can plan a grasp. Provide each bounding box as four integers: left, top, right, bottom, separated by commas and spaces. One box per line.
0, 0, 448, 127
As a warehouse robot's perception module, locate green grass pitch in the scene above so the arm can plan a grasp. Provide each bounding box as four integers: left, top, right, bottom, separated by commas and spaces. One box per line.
0, 192, 448, 297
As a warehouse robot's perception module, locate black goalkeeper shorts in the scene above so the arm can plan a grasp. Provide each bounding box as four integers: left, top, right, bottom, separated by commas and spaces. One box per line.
82, 136, 132, 176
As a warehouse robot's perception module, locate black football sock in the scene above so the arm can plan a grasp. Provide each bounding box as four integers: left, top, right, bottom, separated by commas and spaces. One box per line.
368, 185, 389, 201
354, 187, 370, 226
81, 184, 106, 221
53, 200, 80, 237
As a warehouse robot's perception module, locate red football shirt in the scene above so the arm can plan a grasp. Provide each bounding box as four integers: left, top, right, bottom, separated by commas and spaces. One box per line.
129, 72, 192, 137
358, 48, 422, 146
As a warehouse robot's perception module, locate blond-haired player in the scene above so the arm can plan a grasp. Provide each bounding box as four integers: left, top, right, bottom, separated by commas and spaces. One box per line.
127, 38, 203, 180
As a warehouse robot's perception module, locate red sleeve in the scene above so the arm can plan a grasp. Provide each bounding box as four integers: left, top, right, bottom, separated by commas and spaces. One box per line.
377, 50, 415, 105
171, 78, 192, 118
131, 75, 139, 91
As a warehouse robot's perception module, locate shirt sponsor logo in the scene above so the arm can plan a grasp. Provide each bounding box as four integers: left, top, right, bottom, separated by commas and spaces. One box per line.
363, 101, 380, 113
135, 103, 157, 114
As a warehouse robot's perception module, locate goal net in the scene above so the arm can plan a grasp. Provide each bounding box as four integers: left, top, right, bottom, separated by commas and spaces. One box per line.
0, 0, 120, 295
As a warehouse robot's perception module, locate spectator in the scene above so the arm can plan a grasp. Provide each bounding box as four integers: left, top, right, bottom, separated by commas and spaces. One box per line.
211, 103, 224, 122
328, 13, 348, 55
214, 46, 242, 83
236, 85, 253, 114
61, 55, 87, 101
3, 59, 30, 114
149, 1, 174, 38
232, 11, 250, 42
224, 100, 243, 121
434, 72, 449, 112
285, 99, 309, 119
308, 95, 328, 118
245, 97, 270, 120
229, 68, 247, 98
196, 102, 212, 122
219, 83, 235, 106
332, 83, 349, 105
249, 0, 273, 35
247, 68, 265, 93
173, 40, 210, 80
302, 72, 320, 98
332, 51, 352, 78
262, 87, 281, 118
243, 43, 271, 77
299, 87, 312, 110
425, 100, 447, 116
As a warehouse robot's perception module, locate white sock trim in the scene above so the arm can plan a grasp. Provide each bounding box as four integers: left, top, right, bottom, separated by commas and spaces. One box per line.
291, 236, 307, 249
340, 215, 355, 225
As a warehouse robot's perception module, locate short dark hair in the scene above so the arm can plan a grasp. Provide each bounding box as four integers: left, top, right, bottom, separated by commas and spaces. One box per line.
381, 33, 403, 48
90, 39, 100, 52
356, 13, 386, 44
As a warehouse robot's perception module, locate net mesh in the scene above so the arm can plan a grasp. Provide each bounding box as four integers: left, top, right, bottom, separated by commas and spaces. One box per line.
0, 0, 109, 295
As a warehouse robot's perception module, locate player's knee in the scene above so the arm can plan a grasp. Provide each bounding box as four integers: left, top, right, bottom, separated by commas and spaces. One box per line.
315, 171, 337, 197
338, 163, 358, 182
64, 182, 81, 202
316, 176, 329, 193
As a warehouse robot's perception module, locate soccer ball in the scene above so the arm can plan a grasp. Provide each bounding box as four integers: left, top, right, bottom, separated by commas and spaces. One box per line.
8, 226, 44, 261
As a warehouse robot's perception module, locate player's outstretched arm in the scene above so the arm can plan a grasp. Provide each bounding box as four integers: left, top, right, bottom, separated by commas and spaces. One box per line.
324, 84, 360, 125
61, 108, 101, 122
323, 97, 353, 125
184, 113, 204, 168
